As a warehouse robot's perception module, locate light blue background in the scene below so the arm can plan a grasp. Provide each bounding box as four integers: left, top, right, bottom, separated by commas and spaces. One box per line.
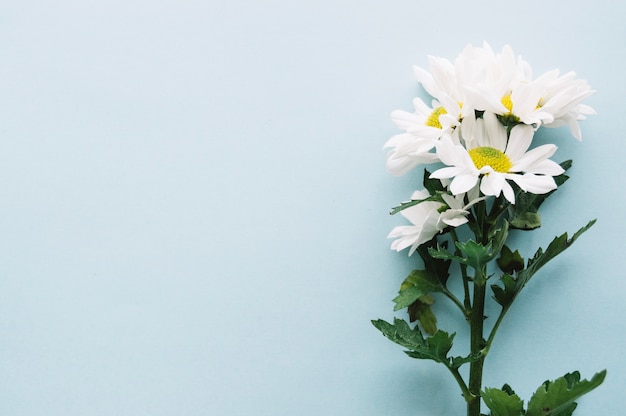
0, 1, 624, 415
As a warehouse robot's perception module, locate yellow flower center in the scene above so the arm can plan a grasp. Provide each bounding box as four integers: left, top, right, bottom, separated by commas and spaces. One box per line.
425, 106, 447, 129
469, 147, 513, 173
501, 94, 513, 113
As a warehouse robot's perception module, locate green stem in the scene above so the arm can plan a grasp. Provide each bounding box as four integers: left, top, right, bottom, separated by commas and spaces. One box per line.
467, 268, 487, 416
442, 287, 469, 320
447, 366, 472, 403
484, 305, 510, 356
450, 229, 472, 314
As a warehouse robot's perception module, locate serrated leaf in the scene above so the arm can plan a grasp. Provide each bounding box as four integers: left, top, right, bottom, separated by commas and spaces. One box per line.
430, 223, 508, 274
501, 384, 517, 396
393, 286, 429, 311
389, 194, 443, 215
497, 245, 525, 274
521, 220, 595, 284
456, 239, 493, 267
394, 269, 444, 311
490, 221, 595, 309
550, 403, 577, 416
450, 352, 481, 369
403, 329, 454, 363
371, 318, 455, 365
482, 387, 524, 416
428, 244, 465, 263
491, 274, 516, 307
526, 370, 606, 416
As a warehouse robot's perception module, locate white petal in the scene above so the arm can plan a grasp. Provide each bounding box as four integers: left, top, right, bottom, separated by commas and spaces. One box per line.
482, 112, 508, 151
502, 180, 515, 203
511, 144, 558, 172
505, 124, 534, 162
430, 166, 466, 180
391, 110, 421, 130
450, 173, 479, 195
526, 159, 565, 176
480, 173, 505, 197
509, 173, 557, 194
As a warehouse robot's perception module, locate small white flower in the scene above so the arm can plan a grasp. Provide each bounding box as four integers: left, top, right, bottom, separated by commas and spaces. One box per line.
431, 113, 564, 204
388, 190, 443, 255
384, 98, 449, 176
388, 190, 481, 256
469, 60, 594, 139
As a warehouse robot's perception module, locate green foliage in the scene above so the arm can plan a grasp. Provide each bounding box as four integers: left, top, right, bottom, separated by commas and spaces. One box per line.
526, 370, 606, 416
491, 220, 596, 308
377, 155, 602, 415
481, 370, 605, 416
429, 222, 509, 277
482, 386, 524, 416
393, 270, 444, 311
423, 168, 446, 195
497, 245, 525, 274
510, 211, 542, 230
388, 195, 439, 215
393, 269, 446, 334
407, 296, 438, 335
416, 241, 451, 286
371, 318, 477, 369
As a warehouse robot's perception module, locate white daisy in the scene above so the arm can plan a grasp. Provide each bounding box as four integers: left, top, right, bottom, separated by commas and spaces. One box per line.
431, 113, 564, 204
384, 97, 450, 176
388, 190, 480, 256
468, 58, 594, 139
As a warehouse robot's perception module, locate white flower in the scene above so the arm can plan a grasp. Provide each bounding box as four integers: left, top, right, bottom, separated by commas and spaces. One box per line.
465, 52, 594, 139
388, 190, 480, 256
431, 113, 564, 204
384, 98, 447, 176
531, 71, 595, 140
439, 192, 483, 228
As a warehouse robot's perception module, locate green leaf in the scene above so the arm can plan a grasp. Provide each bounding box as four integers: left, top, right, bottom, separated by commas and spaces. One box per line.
497, 245, 525, 275
455, 239, 494, 269
408, 298, 438, 335
428, 244, 465, 264
403, 329, 454, 363
489, 221, 510, 257
510, 211, 542, 230
430, 223, 508, 274
491, 274, 516, 308
526, 370, 606, 416
371, 318, 453, 365
429, 239, 493, 270
518, 220, 595, 292
490, 220, 595, 309
450, 352, 481, 370
549, 403, 577, 416
389, 194, 443, 215
482, 386, 524, 416
417, 241, 451, 286
393, 269, 444, 311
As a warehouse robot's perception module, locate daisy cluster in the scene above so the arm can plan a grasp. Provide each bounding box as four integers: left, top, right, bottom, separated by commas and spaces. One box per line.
387, 43, 594, 255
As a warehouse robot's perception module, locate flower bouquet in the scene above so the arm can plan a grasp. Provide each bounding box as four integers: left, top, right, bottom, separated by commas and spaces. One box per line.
373, 43, 605, 416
